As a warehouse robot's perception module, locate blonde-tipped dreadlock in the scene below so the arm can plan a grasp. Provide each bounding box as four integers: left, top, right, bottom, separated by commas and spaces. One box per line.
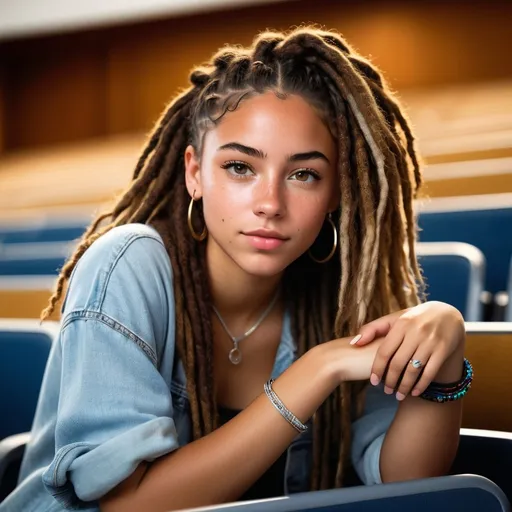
42, 27, 423, 490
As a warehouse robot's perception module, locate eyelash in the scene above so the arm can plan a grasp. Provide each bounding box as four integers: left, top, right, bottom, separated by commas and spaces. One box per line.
220, 160, 321, 183
221, 160, 253, 178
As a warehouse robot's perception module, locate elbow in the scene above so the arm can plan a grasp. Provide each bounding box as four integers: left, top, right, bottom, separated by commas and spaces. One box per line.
99, 463, 148, 512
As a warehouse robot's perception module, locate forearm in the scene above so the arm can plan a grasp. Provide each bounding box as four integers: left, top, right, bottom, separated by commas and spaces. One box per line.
100, 347, 337, 512
380, 349, 465, 482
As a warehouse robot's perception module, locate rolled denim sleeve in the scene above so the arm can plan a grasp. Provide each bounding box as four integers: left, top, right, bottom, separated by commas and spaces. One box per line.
40, 225, 180, 507
351, 385, 398, 485
41, 319, 179, 506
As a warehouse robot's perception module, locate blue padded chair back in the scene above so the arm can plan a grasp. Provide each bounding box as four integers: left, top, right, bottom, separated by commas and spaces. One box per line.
452, 429, 512, 504
184, 475, 509, 512
417, 196, 512, 294
0, 242, 71, 276
506, 257, 512, 322
0, 321, 57, 439
0, 257, 66, 276
417, 242, 485, 321
0, 223, 86, 245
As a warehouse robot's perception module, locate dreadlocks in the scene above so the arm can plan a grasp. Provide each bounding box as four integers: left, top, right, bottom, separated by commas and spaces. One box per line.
42, 27, 423, 490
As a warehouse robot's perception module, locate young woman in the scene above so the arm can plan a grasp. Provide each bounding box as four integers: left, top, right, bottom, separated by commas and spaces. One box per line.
2, 27, 471, 512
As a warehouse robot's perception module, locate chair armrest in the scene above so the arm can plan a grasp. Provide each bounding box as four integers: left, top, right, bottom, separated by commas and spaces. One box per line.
492, 292, 509, 321
460, 428, 512, 441
0, 432, 30, 483
454, 428, 512, 503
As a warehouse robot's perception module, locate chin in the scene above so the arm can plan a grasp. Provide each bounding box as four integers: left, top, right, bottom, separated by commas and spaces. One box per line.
235, 253, 292, 278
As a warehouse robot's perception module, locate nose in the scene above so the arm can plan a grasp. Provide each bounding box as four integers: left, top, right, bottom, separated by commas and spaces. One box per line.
252, 177, 286, 218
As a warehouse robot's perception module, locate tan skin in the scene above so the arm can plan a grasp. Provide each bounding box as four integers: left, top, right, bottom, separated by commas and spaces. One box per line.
190, 92, 339, 409
100, 92, 465, 512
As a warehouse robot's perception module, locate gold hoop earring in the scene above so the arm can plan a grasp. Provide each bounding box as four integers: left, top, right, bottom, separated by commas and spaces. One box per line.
187, 191, 207, 242
308, 213, 338, 264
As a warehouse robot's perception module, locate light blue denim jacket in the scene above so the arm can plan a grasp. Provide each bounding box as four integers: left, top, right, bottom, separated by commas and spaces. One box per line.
1, 224, 397, 512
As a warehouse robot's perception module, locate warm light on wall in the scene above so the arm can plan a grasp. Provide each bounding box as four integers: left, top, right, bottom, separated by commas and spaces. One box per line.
0, 0, 290, 40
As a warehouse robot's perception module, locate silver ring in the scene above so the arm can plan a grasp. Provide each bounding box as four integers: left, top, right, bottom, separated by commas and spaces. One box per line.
410, 359, 423, 369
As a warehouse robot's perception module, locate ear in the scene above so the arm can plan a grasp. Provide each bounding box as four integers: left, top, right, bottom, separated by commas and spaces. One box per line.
184, 145, 202, 199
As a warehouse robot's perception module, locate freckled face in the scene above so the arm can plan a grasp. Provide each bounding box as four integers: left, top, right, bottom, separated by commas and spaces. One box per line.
185, 91, 338, 277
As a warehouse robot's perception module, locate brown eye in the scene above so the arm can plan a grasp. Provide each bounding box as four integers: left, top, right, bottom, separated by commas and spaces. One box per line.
221, 161, 254, 177
294, 171, 309, 182
232, 163, 247, 174
290, 170, 319, 183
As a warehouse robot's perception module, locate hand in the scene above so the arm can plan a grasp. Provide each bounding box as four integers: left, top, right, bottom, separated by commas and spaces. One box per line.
316, 333, 388, 385
353, 301, 466, 400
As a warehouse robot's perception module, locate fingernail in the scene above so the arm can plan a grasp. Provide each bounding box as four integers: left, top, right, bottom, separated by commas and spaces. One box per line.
396, 392, 406, 401
370, 373, 380, 386
350, 334, 362, 345
384, 386, 393, 395
411, 389, 420, 397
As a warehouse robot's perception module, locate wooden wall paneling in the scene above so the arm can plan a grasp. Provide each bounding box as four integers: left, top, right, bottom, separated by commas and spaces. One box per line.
463, 331, 512, 432
0, 62, 4, 154
3, 31, 109, 150
1, 0, 511, 151
104, 0, 512, 137
422, 172, 512, 198
106, 30, 144, 135
0, 289, 54, 320
106, 13, 258, 134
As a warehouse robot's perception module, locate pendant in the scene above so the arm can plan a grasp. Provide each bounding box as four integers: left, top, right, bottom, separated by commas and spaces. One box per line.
229, 346, 242, 365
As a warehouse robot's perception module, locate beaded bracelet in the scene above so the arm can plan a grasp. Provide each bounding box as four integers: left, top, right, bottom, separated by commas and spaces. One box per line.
264, 379, 308, 434
420, 358, 473, 403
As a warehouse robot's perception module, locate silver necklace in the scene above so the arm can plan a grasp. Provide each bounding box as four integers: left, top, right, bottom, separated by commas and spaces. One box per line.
212, 289, 280, 365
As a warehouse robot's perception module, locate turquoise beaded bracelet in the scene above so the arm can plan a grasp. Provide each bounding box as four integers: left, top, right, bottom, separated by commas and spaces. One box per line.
420, 358, 473, 403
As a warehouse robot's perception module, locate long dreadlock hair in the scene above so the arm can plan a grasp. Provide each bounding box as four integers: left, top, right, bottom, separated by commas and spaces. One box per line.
42, 27, 424, 490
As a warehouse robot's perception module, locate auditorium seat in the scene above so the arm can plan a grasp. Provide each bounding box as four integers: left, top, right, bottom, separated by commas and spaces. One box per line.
417, 193, 512, 296
0, 256, 66, 276
506, 257, 512, 322
0, 277, 55, 319
0, 433, 29, 502
0, 241, 71, 276
417, 242, 485, 321
463, 322, 512, 432
0, 221, 87, 245
177, 475, 509, 511
453, 428, 512, 503
0, 320, 58, 440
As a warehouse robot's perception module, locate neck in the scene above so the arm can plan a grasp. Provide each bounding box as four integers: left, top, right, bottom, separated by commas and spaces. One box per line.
206, 241, 283, 323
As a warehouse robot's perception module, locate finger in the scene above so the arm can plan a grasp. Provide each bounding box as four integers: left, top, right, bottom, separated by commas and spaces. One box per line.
353, 309, 408, 346
410, 352, 446, 397
352, 320, 391, 346
395, 351, 432, 401
370, 323, 407, 387
381, 335, 421, 394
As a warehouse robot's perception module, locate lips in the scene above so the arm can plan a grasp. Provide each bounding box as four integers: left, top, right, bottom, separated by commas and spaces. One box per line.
243, 229, 288, 240
242, 229, 289, 251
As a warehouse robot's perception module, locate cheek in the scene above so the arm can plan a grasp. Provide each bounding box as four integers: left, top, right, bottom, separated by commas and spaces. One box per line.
291, 202, 328, 244
200, 170, 250, 224
201, 182, 239, 234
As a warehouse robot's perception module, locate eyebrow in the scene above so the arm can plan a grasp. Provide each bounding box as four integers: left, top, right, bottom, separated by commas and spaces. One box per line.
287, 151, 330, 165
217, 143, 266, 159
218, 142, 330, 164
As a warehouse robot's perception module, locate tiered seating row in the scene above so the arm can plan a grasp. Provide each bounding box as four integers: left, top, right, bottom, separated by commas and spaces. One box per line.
1, 321, 511, 508
1, 193, 511, 321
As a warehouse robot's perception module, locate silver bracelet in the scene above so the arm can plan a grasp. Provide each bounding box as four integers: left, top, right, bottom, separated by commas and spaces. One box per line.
264, 379, 308, 434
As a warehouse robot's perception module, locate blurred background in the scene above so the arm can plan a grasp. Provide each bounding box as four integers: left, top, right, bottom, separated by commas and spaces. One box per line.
0, 0, 511, 320
2, 2, 512, 502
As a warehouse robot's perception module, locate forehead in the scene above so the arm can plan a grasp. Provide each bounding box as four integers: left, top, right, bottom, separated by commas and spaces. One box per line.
203, 92, 336, 159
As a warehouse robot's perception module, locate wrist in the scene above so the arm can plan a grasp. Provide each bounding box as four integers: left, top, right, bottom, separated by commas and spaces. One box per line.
308, 342, 345, 390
